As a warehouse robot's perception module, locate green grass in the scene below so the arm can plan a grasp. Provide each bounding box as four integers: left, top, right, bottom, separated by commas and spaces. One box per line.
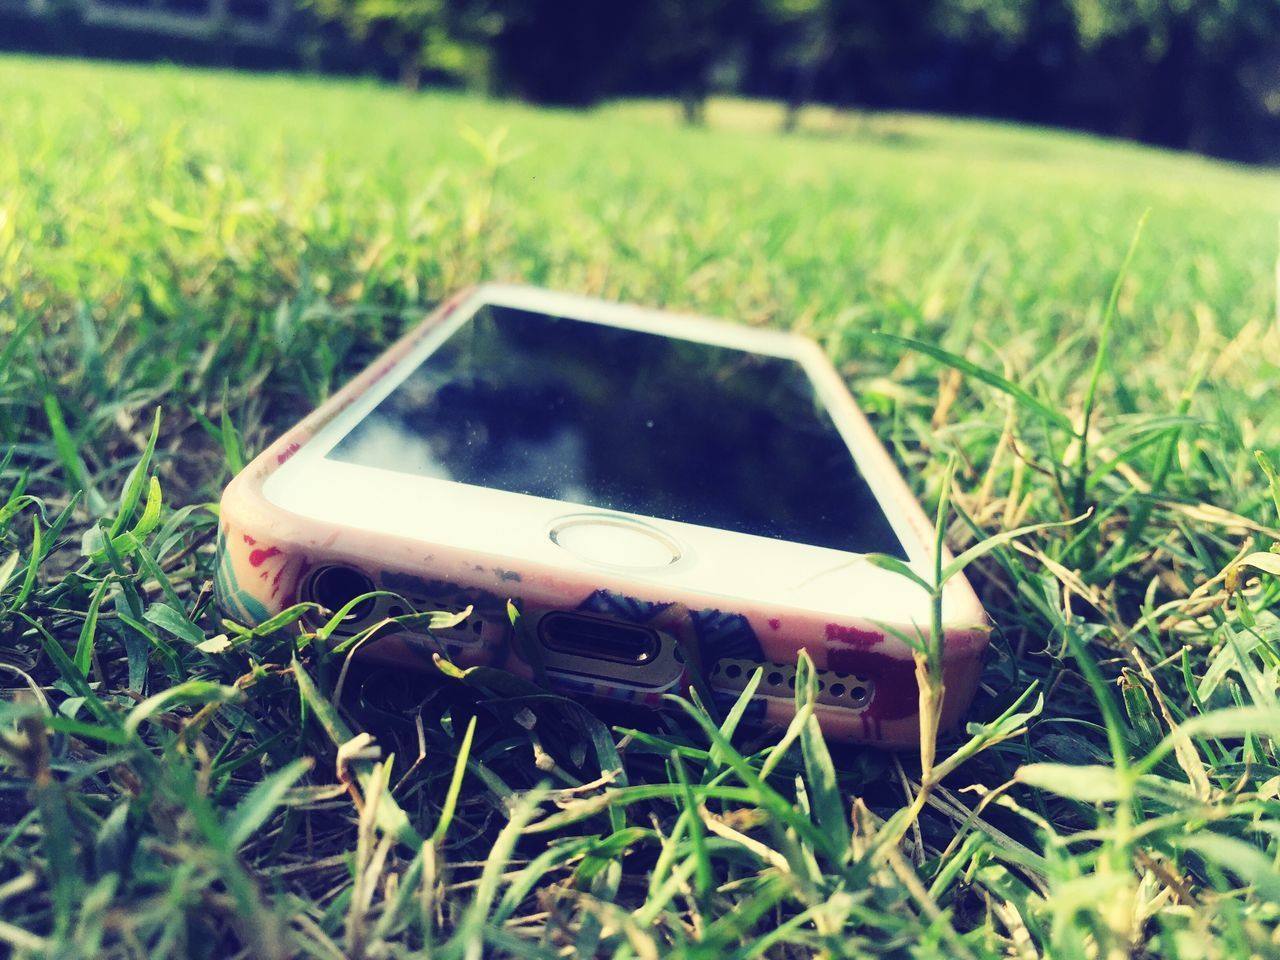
3, 53, 1280, 958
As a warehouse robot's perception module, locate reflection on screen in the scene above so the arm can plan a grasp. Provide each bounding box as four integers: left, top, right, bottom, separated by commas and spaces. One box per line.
328, 305, 906, 557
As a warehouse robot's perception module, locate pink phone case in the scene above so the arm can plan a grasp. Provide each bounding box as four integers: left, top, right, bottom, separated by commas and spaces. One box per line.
216, 287, 990, 746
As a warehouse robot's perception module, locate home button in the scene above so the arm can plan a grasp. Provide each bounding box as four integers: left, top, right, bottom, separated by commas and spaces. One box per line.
549, 514, 681, 570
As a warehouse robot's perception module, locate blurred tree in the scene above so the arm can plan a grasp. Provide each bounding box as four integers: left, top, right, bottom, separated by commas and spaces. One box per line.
488, 1, 640, 106
930, 0, 1074, 120
935, 0, 1280, 154
1065, 0, 1280, 153
933, 0, 1035, 42
5, 0, 1275, 160
762, 0, 836, 131
636, 0, 747, 124
301, 0, 501, 90
763, 0, 941, 131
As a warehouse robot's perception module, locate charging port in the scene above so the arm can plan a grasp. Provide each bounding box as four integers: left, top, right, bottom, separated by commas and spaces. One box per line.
538, 612, 660, 665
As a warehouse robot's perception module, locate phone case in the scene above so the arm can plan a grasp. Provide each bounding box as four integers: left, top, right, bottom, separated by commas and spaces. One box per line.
216, 286, 990, 746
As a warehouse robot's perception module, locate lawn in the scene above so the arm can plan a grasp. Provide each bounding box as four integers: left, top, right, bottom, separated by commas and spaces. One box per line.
2, 53, 1280, 958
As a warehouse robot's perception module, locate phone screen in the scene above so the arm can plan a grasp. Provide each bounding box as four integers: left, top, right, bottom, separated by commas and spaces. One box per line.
327, 305, 906, 557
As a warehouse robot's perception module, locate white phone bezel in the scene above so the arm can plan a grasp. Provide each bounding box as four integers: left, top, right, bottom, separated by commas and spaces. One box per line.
262, 285, 971, 625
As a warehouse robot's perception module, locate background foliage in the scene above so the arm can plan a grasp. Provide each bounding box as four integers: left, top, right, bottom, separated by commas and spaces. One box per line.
2, 54, 1280, 957
5, 0, 1280, 160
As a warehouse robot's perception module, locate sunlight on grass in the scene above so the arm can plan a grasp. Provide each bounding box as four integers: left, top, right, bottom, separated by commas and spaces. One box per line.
2, 53, 1280, 958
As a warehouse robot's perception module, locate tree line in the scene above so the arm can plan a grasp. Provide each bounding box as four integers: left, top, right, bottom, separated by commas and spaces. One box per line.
7, 0, 1278, 161
302, 0, 1280, 161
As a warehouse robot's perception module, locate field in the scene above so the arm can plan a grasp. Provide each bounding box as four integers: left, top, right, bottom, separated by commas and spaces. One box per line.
3, 53, 1280, 958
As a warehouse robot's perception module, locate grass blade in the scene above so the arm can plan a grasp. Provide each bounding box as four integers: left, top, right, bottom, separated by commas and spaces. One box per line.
870, 331, 1073, 431
72, 576, 113, 677
430, 714, 477, 845
225, 757, 313, 850
42, 393, 106, 515
109, 408, 161, 537
1072, 210, 1150, 514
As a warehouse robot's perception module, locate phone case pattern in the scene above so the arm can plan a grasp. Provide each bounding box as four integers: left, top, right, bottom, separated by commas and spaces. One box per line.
216, 287, 990, 746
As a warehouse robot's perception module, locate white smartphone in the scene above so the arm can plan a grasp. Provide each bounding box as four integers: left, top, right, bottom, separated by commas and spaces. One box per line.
217, 284, 988, 745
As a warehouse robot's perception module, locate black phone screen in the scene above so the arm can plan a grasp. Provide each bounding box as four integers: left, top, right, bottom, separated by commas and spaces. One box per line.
327, 304, 906, 557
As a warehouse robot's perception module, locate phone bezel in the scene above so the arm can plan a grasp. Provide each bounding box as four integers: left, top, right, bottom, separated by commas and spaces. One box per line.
261, 285, 979, 626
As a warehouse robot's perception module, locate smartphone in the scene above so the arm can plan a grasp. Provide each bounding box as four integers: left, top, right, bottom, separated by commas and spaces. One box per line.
216, 284, 988, 745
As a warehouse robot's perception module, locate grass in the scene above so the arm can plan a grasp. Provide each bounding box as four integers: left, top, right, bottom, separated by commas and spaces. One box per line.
2, 52, 1280, 958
